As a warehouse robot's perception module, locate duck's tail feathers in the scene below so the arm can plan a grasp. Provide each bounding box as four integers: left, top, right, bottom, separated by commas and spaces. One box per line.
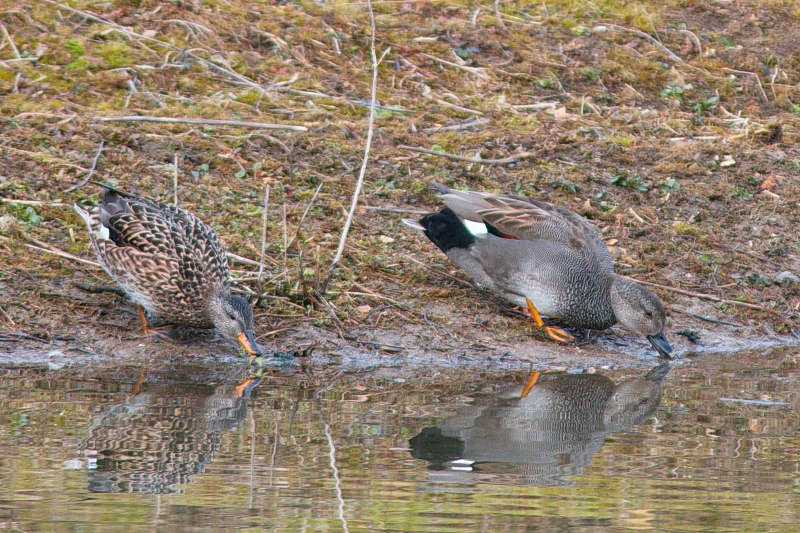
415, 208, 476, 254
73, 203, 110, 240
73, 203, 94, 230
430, 182, 492, 223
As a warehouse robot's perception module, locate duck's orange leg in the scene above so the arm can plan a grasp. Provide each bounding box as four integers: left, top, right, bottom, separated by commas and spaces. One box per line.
520, 369, 555, 398
520, 371, 542, 398
525, 298, 575, 343
131, 371, 146, 396
136, 304, 180, 342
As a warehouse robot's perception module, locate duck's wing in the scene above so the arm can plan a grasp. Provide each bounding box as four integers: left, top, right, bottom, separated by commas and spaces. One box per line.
432, 182, 613, 272
99, 191, 229, 301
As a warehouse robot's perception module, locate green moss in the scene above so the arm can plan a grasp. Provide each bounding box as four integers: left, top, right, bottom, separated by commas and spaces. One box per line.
609, 134, 635, 147
98, 42, 132, 69
237, 89, 262, 105
674, 222, 701, 236
66, 57, 90, 72
64, 38, 85, 57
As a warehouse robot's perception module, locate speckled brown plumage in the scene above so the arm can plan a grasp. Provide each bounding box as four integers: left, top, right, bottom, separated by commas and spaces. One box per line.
74, 186, 262, 356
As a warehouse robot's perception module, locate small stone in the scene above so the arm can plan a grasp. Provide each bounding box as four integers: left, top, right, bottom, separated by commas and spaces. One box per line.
378, 235, 394, 244
774, 271, 800, 285
720, 155, 736, 168
0, 213, 15, 233
355, 304, 372, 316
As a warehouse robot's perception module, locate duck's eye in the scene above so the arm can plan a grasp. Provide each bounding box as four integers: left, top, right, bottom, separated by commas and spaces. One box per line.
226, 310, 237, 321
645, 309, 653, 317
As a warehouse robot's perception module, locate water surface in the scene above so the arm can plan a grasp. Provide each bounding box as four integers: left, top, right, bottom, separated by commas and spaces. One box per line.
0, 349, 798, 532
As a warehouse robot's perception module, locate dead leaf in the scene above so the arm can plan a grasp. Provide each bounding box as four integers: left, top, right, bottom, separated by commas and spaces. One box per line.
760, 176, 777, 190
355, 305, 372, 317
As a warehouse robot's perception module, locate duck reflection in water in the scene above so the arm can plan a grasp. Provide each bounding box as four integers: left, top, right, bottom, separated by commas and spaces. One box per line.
76, 371, 261, 494
410, 363, 671, 486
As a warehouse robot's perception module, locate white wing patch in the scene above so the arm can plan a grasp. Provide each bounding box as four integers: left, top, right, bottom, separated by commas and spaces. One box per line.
463, 219, 488, 236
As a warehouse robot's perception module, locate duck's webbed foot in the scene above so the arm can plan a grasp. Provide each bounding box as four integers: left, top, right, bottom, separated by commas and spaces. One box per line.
524, 298, 575, 344
136, 304, 182, 342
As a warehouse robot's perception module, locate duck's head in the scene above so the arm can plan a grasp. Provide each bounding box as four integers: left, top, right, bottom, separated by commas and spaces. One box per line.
209, 292, 262, 357
610, 277, 672, 358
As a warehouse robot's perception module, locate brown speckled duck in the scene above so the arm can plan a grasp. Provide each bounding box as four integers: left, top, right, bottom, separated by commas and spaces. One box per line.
74, 185, 262, 357
404, 182, 672, 358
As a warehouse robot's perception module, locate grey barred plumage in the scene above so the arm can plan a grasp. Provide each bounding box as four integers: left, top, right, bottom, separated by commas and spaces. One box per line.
404, 182, 672, 358
74, 185, 262, 356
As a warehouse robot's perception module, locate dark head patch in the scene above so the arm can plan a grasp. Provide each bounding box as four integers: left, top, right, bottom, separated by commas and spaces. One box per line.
419, 208, 475, 254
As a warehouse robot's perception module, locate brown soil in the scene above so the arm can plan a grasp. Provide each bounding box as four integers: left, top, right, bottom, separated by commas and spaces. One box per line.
1, 0, 799, 369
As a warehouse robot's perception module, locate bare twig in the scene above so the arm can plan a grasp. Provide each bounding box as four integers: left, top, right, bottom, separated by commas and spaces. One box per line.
399, 145, 535, 165
322, 0, 382, 294
172, 153, 179, 206
632, 279, 766, 311
720, 68, 769, 102
286, 182, 323, 251
423, 118, 489, 132
606, 24, 683, 63
362, 205, 428, 215
0, 22, 21, 60
433, 99, 483, 115
420, 53, 489, 80
0, 198, 69, 207
227, 252, 263, 268
677, 29, 702, 55
93, 116, 307, 131
64, 139, 104, 193
0, 235, 100, 268
671, 307, 741, 327
258, 185, 270, 285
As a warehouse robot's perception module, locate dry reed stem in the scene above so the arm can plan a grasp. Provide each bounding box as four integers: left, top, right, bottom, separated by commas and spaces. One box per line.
172, 154, 179, 206
258, 185, 270, 286
399, 145, 535, 165
64, 139, 104, 193
720, 68, 769, 102
93, 116, 307, 131
605, 24, 683, 63
0, 235, 101, 268
323, 0, 383, 293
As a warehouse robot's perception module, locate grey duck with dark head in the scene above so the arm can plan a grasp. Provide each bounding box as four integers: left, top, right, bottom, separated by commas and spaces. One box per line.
404, 182, 672, 358
74, 185, 262, 356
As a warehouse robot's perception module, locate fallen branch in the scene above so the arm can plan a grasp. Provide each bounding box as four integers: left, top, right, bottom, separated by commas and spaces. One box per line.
322, 0, 384, 294
93, 116, 307, 131
64, 138, 104, 193
632, 279, 766, 311
399, 145, 535, 165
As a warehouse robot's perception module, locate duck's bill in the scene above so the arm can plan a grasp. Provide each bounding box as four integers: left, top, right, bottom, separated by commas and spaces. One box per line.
238, 331, 263, 357
647, 332, 673, 358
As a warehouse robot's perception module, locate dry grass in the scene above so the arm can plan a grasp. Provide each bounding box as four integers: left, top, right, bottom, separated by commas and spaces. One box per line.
1, 0, 799, 361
